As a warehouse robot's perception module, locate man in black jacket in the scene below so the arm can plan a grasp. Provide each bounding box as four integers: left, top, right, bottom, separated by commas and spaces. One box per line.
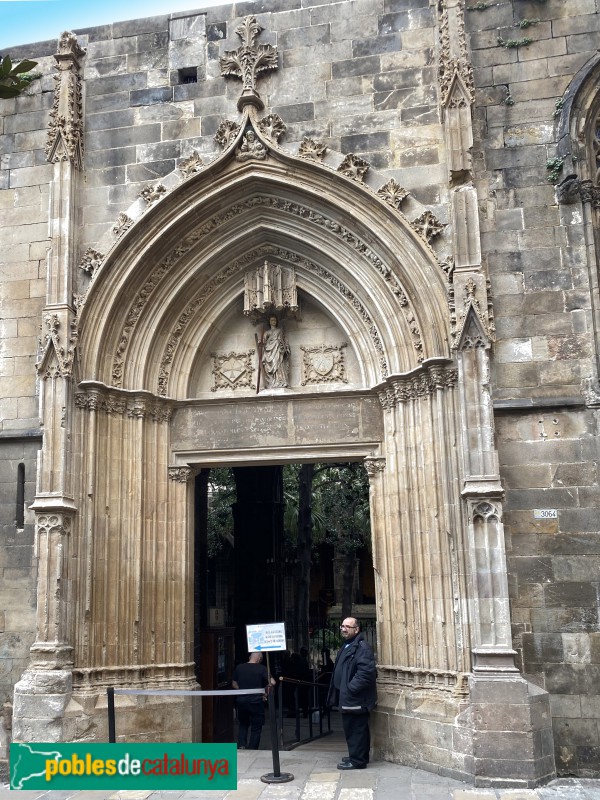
326, 617, 377, 770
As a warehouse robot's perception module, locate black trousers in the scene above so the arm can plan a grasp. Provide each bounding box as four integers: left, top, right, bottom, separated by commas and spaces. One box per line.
342, 711, 370, 767
237, 700, 265, 749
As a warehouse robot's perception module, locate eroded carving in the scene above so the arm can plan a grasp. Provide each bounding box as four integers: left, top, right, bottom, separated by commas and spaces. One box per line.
214, 119, 241, 150
412, 210, 445, 242
301, 343, 347, 385
377, 363, 458, 410
338, 153, 370, 182
236, 129, 268, 161
211, 351, 256, 391
298, 137, 327, 162
258, 113, 286, 143
79, 248, 104, 277
113, 212, 133, 237
364, 458, 386, 477
377, 179, 409, 210
75, 388, 172, 422
140, 184, 167, 205
219, 15, 278, 111
178, 151, 205, 177
168, 466, 193, 483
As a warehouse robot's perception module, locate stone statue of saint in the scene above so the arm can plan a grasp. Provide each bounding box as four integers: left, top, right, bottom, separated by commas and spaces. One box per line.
261, 315, 290, 388
237, 130, 267, 161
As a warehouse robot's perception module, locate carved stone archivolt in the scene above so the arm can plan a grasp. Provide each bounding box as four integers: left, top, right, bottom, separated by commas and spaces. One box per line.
211, 350, 256, 391
112, 197, 426, 390
300, 343, 347, 385
155, 243, 389, 395
219, 15, 278, 111
45, 31, 85, 168
377, 362, 458, 411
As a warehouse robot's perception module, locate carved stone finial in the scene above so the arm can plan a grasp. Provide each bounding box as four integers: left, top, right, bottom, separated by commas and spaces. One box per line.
337, 153, 370, 182
219, 16, 278, 111
298, 137, 327, 162
378, 179, 409, 210
45, 31, 86, 167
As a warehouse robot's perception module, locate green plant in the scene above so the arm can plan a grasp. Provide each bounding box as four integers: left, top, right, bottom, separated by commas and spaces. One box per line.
552, 97, 565, 119
468, 2, 491, 9
546, 156, 564, 183
0, 55, 39, 99
497, 35, 533, 48
517, 18, 540, 28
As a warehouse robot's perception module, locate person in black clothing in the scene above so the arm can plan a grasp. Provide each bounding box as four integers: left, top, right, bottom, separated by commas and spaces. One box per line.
326, 617, 377, 770
232, 652, 271, 750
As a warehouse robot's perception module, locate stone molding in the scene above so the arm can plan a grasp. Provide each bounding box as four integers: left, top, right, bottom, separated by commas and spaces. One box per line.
219, 15, 278, 111
377, 664, 469, 696
377, 361, 458, 410
45, 31, 85, 168
74, 385, 173, 422
72, 661, 196, 691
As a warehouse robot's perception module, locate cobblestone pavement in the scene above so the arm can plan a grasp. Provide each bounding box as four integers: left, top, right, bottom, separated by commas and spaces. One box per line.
2, 747, 600, 800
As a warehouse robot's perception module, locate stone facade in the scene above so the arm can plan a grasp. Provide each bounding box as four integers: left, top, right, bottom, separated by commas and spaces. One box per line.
1, 0, 600, 786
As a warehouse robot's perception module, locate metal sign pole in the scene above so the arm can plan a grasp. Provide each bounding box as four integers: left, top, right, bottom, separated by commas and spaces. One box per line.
260, 651, 293, 784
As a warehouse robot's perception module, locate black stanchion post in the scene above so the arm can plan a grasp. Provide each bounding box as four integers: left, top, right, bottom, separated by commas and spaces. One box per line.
260, 652, 293, 784
107, 687, 116, 743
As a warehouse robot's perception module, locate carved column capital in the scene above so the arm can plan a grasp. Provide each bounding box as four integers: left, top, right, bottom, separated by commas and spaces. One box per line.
364, 457, 386, 478
168, 466, 193, 483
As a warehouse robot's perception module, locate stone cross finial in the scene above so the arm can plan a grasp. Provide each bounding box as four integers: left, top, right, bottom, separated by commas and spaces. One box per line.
219, 16, 278, 111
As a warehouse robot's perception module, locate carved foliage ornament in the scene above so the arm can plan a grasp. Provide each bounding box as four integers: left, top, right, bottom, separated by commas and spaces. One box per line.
140, 184, 167, 205
45, 31, 86, 167
214, 119, 241, 150
113, 212, 133, 237
257, 114, 286, 143
211, 351, 256, 391
378, 363, 458, 411
168, 466, 193, 483
219, 16, 278, 110
79, 248, 104, 277
412, 210, 445, 242
178, 151, 205, 178
74, 389, 172, 422
298, 137, 327, 162
377, 179, 409, 210
338, 153, 370, 183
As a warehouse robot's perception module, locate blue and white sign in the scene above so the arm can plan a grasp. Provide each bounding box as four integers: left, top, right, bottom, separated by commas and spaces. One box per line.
246, 622, 286, 652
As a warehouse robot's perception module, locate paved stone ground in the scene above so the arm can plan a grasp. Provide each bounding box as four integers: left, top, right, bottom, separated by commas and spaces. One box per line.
2, 747, 600, 800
